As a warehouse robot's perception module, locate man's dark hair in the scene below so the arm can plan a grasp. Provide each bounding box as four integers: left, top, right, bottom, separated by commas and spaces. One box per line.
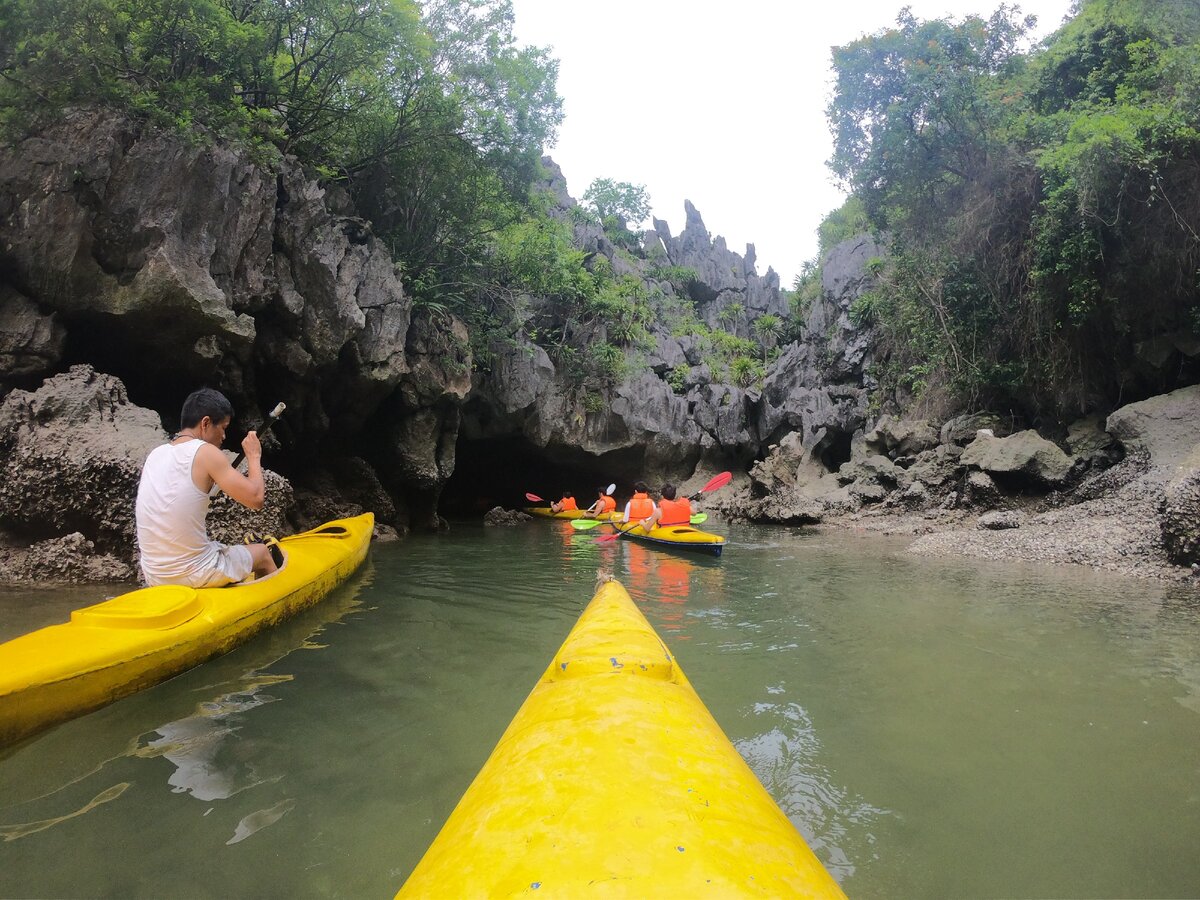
634, 480, 648, 493
661, 483, 677, 500
562, 491, 573, 499
597, 486, 608, 495
180, 388, 233, 429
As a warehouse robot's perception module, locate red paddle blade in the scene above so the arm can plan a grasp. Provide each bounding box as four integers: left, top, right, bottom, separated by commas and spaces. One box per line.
700, 471, 733, 493
525, 492, 544, 503
595, 532, 620, 542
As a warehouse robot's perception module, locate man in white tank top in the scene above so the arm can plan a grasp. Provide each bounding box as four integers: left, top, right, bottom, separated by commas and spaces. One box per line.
135, 388, 278, 587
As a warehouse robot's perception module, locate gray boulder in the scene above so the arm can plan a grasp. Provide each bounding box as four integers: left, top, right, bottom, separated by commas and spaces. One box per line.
730, 492, 824, 525
960, 430, 1074, 486
0, 289, 66, 383
0, 532, 136, 584
940, 413, 1007, 446
0, 366, 166, 556
1160, 444, 1200, 565
865, 415, 939, 457
901, 480, 930, 507
1106, 385, 1200, 470
977, 511, 1021, 530
963, 470, 1000, 506
1066, 414, 1116, 461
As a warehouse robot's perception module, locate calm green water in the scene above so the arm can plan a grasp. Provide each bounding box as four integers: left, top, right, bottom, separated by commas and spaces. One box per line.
2, 519, 1200, 898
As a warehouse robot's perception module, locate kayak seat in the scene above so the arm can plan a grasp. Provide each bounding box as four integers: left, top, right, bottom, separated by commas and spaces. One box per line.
71, 585, 203, 631
313, 525, 350, 536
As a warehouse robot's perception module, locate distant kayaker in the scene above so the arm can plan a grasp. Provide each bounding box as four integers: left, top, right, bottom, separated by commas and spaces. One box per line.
135, 388, 278, 587
586, 486, 617, 518
623, 482, 656, 524
550, 491, 578, 513
641, 483, 692, 530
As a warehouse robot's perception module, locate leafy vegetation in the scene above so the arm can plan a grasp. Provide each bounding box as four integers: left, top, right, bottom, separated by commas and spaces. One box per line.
826, 0, 1200, 416
1, 0, 563, 310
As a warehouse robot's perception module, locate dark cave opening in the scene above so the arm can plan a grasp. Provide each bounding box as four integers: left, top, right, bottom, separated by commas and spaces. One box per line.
441, 436, 649, 517
815, 429, 853, 471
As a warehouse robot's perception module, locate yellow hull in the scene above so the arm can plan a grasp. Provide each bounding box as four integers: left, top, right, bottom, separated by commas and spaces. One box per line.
523, 506, 589, 519
613, 520, 726, 555
0, 513, 374, 747
398, 579, 845, 898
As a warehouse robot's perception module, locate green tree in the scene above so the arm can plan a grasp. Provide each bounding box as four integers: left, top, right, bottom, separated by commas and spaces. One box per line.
827, 5, 1035, 233
582, 178, 651, 226
751, 314, 782, 362
824, 0, 1200, 416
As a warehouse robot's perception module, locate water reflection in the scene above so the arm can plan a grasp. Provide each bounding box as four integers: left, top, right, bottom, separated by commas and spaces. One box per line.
0, 569, 370, 849
133, 675, 293, 801
617, 541, 725, 636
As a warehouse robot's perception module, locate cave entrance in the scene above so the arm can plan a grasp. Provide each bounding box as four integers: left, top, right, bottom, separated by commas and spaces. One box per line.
815, 429, 853, 471
442, 436, 646, 517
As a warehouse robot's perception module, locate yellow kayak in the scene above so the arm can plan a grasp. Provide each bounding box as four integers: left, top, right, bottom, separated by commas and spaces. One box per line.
397, 579, 844, 898
0, 513, 373, 747
523, 506, 590, 519
611, 520, 726, 556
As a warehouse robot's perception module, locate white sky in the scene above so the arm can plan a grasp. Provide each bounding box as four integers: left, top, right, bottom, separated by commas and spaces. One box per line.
509, 0, 1076, 286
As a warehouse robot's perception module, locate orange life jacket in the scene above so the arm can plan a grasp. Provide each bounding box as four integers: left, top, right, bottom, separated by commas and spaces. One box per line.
559, 496, 577, 510
657, 496, 692, 526
599, 495, 616, 513
626, 492, 654, 521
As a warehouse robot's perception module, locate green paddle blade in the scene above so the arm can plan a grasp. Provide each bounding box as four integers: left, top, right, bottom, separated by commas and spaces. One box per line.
570, 518, 604, 530
690, 513, 708, 524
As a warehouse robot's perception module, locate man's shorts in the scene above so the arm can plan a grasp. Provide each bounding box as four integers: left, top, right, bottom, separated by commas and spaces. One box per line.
193, 543, 255, 588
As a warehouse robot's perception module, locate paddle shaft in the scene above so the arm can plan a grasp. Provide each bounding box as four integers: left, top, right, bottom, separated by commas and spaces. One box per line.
230, 402, 285, 471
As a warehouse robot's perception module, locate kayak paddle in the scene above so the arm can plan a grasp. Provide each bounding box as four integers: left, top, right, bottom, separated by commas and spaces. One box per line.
525, 492, 544, 503
571, 518, 606, 531
689, 470, 732, 499
596, 513, 706, 536
230, 402, 286, 471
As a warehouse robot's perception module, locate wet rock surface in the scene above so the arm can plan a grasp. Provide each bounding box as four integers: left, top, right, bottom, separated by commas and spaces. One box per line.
0, 533, 136, 584
483, 506, 532, 526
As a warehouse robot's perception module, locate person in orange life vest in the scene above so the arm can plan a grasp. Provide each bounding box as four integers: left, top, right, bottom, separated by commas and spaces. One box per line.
550, 491, 577, 513
642, 482, 692, 530
586, 486, 617, 518
622, 481, 656, 524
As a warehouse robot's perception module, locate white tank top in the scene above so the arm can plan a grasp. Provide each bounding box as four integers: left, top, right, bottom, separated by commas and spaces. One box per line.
135, 439, 222, 585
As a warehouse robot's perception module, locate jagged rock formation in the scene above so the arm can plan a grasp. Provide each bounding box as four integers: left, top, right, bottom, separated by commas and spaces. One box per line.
0, 108, 456, 532
460, 159, 880, 488
649, 200, 788, 331
0, 366, 166, 555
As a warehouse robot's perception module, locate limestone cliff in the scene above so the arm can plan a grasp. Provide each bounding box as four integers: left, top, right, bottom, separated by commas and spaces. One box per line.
0, 109, 462, 532
458, 159, 879, 490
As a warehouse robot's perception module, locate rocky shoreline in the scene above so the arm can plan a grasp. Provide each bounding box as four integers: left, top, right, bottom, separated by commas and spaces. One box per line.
711, 389, 1200, 585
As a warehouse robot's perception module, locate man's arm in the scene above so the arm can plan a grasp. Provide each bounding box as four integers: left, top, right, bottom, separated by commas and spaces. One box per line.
201, 432, 266, 509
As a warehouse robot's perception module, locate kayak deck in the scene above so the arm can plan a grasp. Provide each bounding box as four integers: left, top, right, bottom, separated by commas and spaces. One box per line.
0, 513, 374, 747
397, 579, 844, 897
523, 506, 590, 519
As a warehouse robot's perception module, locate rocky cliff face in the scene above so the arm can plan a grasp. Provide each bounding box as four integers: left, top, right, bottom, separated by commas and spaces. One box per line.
456, 159, 879, 492
0, 110, 884, 571
0, 109, 461, 533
